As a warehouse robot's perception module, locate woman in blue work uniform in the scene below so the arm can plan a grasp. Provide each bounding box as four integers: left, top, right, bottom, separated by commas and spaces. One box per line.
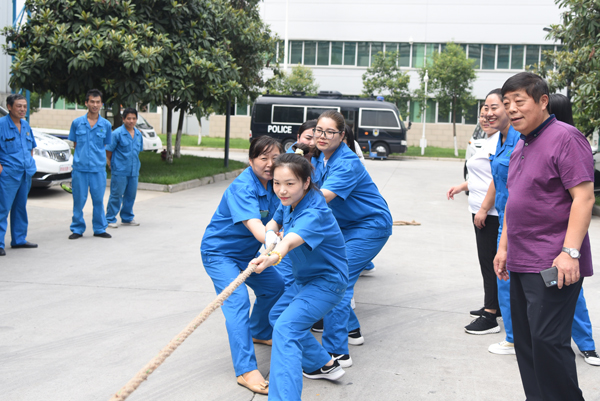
473, 89, 520, 354
312, 110, 392, 366
106, 108, 144, 228
251, 146, 349, 400
200, 136, 285, 395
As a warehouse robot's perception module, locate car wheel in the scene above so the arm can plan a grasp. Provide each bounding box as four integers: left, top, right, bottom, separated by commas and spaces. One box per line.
283, 139, 295, 151
372, 142, 390, 158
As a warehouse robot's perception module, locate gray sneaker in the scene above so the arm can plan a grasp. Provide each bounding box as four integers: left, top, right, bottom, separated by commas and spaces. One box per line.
107, 222, 119, 229
121, 220, 140, 226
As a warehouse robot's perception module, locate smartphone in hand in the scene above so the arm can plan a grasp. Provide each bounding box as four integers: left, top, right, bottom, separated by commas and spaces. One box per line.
540, 266, 558, 287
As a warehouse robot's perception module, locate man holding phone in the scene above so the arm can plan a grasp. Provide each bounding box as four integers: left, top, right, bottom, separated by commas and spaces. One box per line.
494, 72, 594, 401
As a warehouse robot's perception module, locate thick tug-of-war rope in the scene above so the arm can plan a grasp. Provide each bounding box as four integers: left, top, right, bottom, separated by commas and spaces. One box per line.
109, 244, 276, 401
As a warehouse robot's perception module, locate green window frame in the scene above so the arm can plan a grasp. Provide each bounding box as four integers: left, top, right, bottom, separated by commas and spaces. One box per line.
317, 41, 330, 65
525, 45, 540, 69
357, 42, 370, 67
511, 45, 524, 69
497, 45, 510, 69
344, 42, 356, 66
304, 41, 316, 65
370, 42, 383, 65
289, 41, 303, 64
412, 43, 425, 68
482, 44, 496, 70
331, 42, 343, 65
399, 43, 411, 67
468, 44, 481, 69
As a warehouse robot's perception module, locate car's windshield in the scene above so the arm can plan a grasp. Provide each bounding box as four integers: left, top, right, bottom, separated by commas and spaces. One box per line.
472, 123, 487, 140
136, 114, 152, 129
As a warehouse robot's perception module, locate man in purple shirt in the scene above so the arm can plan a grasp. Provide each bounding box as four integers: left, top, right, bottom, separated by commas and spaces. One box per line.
494, 72, 595, 401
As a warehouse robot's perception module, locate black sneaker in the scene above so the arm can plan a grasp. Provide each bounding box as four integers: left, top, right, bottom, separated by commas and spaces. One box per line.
330, 353, 353, 368
348, 328, 364, 345
69, 233, 82, 240
311, 319, 324, 333
581, 350, 600, 366
94, 232, 112, 239
470, 307, 502, 319
465, 311, 501, 335
303, 359, 345, 380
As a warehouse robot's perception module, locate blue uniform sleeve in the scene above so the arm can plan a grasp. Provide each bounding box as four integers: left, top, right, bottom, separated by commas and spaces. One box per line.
138, 129, 144, 153
30, 126, 37, 149
106, 128, 119, 152
104, 121, 112, 146
68, 119, 78, 142
226, 185, 261, 224
321, 158, 361, 200
287, 209, 325, 251
273, 204, 284, 226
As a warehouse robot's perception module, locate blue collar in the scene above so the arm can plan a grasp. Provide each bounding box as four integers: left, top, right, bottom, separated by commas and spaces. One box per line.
249, 167, 271, 196
317, 142, 349, 165
519, 115, 555, 141
291, 188, 317, 214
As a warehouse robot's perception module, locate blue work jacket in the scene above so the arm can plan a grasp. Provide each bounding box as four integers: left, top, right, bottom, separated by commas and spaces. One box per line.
490, 125, 521, 217
107, 125, 144, 176
0, 115, 37, 178
68, 114, 112, 173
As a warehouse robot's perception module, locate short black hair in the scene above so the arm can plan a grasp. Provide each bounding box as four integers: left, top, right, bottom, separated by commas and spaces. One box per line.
298, 119, 317, 138
548, 93, 574, 126
486, 88, 502, 100
85, 89, 103, 102
249, 135, 283, 160
501, 72, 548, 103
122, 107, 138, 119
7, 94, 26, 107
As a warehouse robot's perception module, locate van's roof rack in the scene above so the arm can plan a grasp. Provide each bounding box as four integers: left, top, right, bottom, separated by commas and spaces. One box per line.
317, 90, 342, 99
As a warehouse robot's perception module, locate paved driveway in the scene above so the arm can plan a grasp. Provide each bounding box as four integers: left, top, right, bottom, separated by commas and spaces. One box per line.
1, 158, 599, 401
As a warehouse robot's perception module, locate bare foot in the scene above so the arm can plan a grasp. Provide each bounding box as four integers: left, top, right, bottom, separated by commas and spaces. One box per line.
242, 369, 267, 385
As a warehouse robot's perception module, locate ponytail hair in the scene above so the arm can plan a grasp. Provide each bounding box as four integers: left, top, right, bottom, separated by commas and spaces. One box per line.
273, 143, 318, 192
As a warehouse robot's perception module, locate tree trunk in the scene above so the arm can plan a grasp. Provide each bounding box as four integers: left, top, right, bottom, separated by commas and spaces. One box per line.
175, 103, 186, 159
112, 101, 122, 130
165, 100, 174, 164
452, 97, 458, 157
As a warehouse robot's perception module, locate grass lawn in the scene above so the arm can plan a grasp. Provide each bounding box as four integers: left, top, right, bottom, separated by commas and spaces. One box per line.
158, 134, 250, 150
109, 152, 247, 185
400, 146, 466, 158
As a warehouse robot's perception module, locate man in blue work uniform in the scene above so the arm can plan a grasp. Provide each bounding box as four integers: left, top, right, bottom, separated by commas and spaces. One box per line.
68, 89, 113, 240
106, 107, 144, 228
0, 94, 38, 256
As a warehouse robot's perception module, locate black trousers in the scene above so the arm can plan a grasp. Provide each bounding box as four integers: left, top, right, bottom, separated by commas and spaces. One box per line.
511, 272, 584, 401
471, 214, 499, 310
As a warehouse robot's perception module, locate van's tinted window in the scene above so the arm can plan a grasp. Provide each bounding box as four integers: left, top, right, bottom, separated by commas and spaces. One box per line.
360, 109, 399, 128
254, 104, 271, 124
306, 107, 338, 121
273, 106, 304, 124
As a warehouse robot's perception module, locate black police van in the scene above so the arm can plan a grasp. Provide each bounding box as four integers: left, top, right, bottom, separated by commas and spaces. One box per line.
250, 92, 409, 156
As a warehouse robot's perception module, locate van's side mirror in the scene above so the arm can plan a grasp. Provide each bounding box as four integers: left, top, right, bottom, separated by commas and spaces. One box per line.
408, 121, 412, 130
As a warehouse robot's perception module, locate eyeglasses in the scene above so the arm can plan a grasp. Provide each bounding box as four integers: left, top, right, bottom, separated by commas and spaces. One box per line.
313, 128, 342, 139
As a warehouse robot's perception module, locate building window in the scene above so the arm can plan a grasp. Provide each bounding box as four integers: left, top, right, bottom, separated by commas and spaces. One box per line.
425, 44, 438, 66
317, 41, 330, 65
464, 101, 480, 125
438, 103, 450, 123
289, 41, 303, 64
482, 44, 496, 70
511, 45, 524, 69
235, 97, 249, 116
399, 43, 411, 67
344, 42, 356, 66
412, 43, 425, 68
149, 103, 158, 113
41, 93, 52, 108
53, 97, 65, 110
425, 99, 436, 123
541, 45, 555, 66
497, 45, 510, 69
331, 41, 343, 65
468, 44, 481, 69
357, 42, 370, 67
525, 45, 540, 68
410, 100, 422, 123
304, 41, 316, 65
370, 42, 383, 65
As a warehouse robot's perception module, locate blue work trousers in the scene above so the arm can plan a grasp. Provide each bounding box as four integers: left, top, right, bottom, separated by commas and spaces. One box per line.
322, 235, 389, 355
106, 174, 138, 224
201, 252, 284, 377
268, 277, 346, 401
273, 256, 294, 290
497, 215, 514, 343
0, 172, 31, 249
70, 170, 107, 235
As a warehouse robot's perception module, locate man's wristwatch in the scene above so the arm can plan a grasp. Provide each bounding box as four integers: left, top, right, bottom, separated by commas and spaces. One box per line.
562, 247, 581, 259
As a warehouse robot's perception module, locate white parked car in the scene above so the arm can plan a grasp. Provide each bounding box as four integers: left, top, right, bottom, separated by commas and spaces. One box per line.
136, 114, 163, 152
0, 106, 73, 188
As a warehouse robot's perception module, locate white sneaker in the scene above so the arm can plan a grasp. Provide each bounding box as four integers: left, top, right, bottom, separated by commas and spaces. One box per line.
121, 220, 140, 226
488, 340, 516, 355
581, 350, 600, 366
107, 222, 119, 229
351, 297, 356, 310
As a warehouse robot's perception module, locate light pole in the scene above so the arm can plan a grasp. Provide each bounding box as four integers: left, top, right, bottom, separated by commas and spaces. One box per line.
283, 0, 289, 72
420, 70, 429, 155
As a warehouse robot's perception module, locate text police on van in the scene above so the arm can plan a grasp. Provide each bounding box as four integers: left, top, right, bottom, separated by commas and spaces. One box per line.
268, 125, 293, 134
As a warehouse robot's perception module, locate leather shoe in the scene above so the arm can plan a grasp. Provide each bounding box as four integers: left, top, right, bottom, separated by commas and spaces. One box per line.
0, 248, 5, 256
94, 232, 112, 239
69, 233, 82, 240
11, 241, 38, 249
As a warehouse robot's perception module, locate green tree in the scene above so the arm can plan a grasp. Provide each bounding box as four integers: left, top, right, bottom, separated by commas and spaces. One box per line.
422, 42, 476, 156
534, 0, 600, 135
3, 0, 276, 163
270, 64, 319, 95
362, 51, 411, 117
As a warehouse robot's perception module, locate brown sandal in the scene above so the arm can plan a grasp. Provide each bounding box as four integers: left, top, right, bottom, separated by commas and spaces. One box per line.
237, 375, 269, 395
252, 338, 273, 346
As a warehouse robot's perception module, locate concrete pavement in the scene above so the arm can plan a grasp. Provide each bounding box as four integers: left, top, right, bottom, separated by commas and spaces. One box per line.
1, 157, 599, 401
